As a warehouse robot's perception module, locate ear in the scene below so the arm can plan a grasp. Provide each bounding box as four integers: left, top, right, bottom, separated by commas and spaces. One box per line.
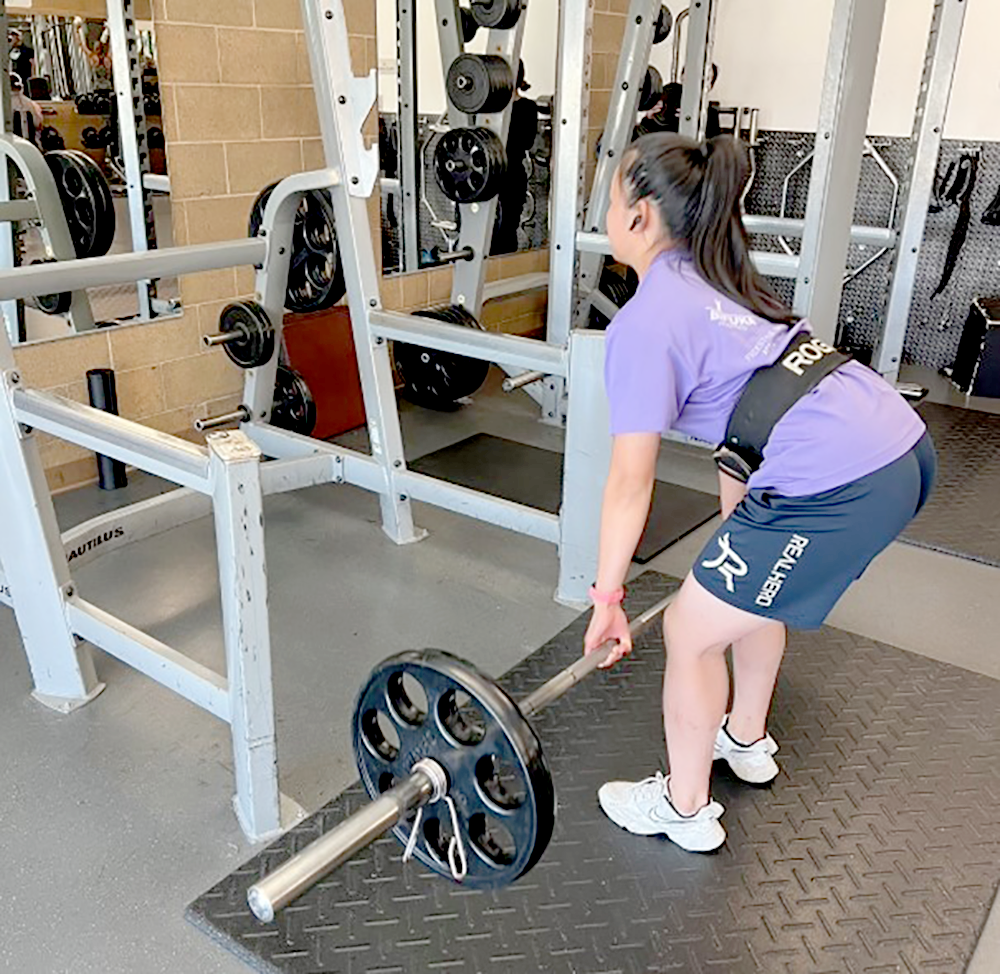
629, 198, 653, 234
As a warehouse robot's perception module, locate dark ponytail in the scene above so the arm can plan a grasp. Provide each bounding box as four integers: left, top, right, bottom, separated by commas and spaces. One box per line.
620, 133, 797, 326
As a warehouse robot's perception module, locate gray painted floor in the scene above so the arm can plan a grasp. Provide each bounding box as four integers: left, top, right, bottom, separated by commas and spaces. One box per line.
1, 370, 998, 974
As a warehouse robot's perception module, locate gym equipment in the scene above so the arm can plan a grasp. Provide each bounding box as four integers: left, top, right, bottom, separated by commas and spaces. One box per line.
249, 183, 346, 314
146, 127, 165, 151
86, 370, 128, 491
270, 366, 317, 436
246, 590, 676, 922
80, 126, 102, 149
29, 260, 72, 316
45, 150, 116, 260
951, 297, 1000, 398
653, 5, 674, 44
460, 6, 480, 42
469, 0, 523, 30
205, 301, 276, 371
638, 65, 664, 112
393, 305, 491, 409
433, 128, 507, 204
39, 126, 65, 152
446, 54, 514, 115
589, 268, 638, 329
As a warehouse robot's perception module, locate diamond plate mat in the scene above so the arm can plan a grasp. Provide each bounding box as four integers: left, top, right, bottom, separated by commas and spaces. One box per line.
188, 571, 1000, 974
901, 402, 1000, 567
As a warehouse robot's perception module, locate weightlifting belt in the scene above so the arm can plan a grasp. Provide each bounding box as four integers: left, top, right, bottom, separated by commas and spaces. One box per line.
714, 332, 852, 483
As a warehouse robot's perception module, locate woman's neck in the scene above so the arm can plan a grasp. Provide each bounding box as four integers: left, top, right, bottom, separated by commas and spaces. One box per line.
634, 242, 675, 282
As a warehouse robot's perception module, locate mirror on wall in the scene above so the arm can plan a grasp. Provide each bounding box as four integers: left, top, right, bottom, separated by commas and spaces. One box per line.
3, 13, 177, 346
375, 0, 556, 276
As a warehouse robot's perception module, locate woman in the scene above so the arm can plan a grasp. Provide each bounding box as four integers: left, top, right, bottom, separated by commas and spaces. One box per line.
584, 133, 936, 852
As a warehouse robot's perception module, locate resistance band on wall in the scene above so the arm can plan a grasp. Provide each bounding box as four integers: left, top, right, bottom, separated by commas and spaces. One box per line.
931, 150, 980, 298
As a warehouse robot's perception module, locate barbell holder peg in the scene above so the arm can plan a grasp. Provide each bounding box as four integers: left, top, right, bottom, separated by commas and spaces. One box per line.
430, 246, 476, 264
203, 330, 245, 348
246, 589, 677, 923
502, 370, 547, 393
194, 406, 251, 433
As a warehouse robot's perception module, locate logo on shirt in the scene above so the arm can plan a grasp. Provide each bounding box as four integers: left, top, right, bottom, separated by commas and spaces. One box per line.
782, 338, 837, 376
707, 299, 756, 331
755, 534, 810, 607
702, 533, 748, 593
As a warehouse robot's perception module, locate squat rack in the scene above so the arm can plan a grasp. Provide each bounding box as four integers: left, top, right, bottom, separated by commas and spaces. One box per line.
0, 0, 612, 840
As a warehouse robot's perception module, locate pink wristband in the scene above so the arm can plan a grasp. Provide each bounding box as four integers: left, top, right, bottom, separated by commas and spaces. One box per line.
589, 585, 625, 606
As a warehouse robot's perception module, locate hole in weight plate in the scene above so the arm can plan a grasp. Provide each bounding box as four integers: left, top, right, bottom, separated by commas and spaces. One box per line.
378, 772, 397, 793
387, 671, 428, 726
361, 708, 400, 761
475, 754, 527, 810
469, 813, 516, 867
438, 689, 487, 745
423, 815, 457, 865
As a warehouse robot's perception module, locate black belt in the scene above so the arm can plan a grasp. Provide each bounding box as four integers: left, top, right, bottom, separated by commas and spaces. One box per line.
714, 331, 852, 483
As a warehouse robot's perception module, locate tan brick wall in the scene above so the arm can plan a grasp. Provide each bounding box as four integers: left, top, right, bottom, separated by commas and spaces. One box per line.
17, 0, 552, 492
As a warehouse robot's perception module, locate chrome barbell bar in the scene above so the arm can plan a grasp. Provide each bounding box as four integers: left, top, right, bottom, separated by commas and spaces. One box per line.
246, 589, 678, 922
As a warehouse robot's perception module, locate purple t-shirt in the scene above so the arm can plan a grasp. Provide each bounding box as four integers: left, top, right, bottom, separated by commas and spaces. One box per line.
604, 252, 926, 496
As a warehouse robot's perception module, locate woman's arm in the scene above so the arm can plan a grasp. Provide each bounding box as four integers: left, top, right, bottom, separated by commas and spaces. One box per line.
594, 433, 660, 592
584, 432, 660, 667
718, 469, 748, 520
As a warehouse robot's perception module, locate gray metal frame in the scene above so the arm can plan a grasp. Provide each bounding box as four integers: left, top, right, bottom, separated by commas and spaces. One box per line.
872, 0, 968, 382
792, 0, 889, 342
677, 0, 717, 140
397, 0, 421, 274
572, 0, 660, 337
106, 0, 157, 321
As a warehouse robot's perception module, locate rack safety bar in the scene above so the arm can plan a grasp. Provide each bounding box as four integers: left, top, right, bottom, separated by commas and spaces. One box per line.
743, 215, 896, 249
0, 239, 268, 301
575, 232, 801, 278
13, 388, 211, 492
369, 309, 568, 376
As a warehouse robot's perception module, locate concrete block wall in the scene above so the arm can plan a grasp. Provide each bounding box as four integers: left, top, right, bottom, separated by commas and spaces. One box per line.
15, 0, 551, 493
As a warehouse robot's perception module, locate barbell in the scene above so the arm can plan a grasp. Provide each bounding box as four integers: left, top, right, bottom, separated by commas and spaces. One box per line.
246, 589, 677, 923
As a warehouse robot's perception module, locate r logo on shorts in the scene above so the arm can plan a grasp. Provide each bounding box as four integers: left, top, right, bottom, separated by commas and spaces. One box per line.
701, 532, 748, 592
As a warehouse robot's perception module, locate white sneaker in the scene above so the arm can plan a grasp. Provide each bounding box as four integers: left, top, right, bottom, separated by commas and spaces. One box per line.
713, 717, 779, 784
597, 772, 726, 852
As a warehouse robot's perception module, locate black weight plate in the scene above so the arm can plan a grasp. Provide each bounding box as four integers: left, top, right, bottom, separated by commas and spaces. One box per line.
147, 126, 165, 151
45, 150, 105, 258
653, 4, 673, 43
433, 127, 507, 203
394, 305, 490, 409
446, 54, 513, 115
353, 649, 554, 889
285, 189, 345, 313
218, 301, 275, 370
639, 65, 664, 112
470, 0, 522, 29
70, 149, 116, 258
270, 366, 317, 436
250, 184, 346, 313
30, 260, 71, 315
460, 6, 479, 42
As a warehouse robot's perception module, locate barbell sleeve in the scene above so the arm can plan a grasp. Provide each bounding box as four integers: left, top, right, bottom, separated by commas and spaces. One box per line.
247, 588, 678, 921
248, 769, 436, 923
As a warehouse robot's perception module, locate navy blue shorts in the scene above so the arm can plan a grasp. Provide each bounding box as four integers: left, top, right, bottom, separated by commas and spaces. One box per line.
693, 432, 937, 629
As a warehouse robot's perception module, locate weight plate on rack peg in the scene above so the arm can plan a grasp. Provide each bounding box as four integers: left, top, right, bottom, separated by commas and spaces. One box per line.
653, 5, 674, 44
270, 366, 317, 436
469, 0, 523, 29
45, 150, 116, 259
218, 301, 276, 370
249, 183, 346, 314
433, 127, 507, 204
460, 6, 480, 42
394, 305, 491, 409
353, 649, 555, 888
446, 54, 514, 115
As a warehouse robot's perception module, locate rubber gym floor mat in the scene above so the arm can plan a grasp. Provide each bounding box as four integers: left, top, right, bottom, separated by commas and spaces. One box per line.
408, 433, 719, 564
188, 571, 1000, 974
903, 402, 1000, 567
